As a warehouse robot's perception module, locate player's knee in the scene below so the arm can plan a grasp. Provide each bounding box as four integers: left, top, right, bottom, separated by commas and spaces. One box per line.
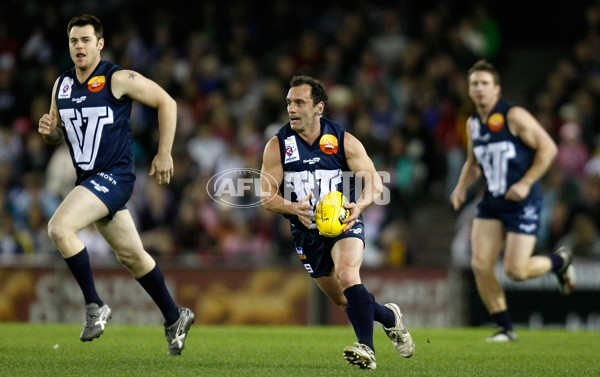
336, 268, 360, 290
115, 249, 150, 274
470, 257, 493, 276
47, 217, 69, 245
116, 256, 138, 270
115, 251, 137, 270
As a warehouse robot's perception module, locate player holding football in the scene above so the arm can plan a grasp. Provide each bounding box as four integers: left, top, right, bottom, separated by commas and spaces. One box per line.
260, 75, 414, 370
37, 14, 194, 354
450, 60, 575, 342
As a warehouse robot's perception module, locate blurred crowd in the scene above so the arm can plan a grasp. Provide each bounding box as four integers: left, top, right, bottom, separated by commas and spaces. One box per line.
1, 1, 599, 268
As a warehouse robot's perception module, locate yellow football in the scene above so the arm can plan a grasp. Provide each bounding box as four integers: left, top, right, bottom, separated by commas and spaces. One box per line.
315, 191, 349, 237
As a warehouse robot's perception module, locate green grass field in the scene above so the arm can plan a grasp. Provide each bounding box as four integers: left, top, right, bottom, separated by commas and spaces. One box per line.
0, 324, 598, 376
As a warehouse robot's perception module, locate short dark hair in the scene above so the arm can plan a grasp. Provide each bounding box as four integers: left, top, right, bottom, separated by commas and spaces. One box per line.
67, 14, 103, 40
290, 75, 328, 106
468, 60, 500, 86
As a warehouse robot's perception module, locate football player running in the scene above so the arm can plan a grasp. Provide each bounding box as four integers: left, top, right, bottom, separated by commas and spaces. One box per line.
261, 75, 414, 370
38, 14, 194, 354
450, 60, 575, 342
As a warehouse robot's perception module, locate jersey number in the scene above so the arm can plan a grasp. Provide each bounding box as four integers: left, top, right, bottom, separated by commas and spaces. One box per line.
60, 107, 114, 171
473, 141, 516, 196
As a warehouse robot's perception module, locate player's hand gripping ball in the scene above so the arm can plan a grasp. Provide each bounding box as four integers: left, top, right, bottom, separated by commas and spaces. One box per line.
315, 191, 349, 237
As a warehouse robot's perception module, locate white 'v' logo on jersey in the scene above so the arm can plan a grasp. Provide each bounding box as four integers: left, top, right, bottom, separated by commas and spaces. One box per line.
60, 106, 114, 171
283, 169, 343, 207
473, 141, 516, 197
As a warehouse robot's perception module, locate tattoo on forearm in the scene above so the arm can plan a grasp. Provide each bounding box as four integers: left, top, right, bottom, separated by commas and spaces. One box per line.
128, 72, 136, 79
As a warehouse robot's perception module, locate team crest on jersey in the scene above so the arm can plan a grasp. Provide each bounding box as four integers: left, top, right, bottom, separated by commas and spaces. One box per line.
88, 76, 106, 93
488, 113, 505, 132
470, 118, 481, 140
284, 136, 300, 164
58, 77, 74, 99
319, 134, 339, 154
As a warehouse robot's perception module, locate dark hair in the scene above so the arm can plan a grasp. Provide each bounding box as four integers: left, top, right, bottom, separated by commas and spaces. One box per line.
290, 75, 328, 106
67, 14, 103, 40
468, 59, 500, 86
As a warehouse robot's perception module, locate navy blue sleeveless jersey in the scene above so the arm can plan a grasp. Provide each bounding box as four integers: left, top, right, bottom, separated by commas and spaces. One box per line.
55, 60, 134, 185
276, 118, 359, 230
470, 99, 542, 209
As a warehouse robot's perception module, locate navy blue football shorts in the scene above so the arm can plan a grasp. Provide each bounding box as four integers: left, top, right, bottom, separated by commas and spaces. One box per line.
79, 171, 135, 219
476, 196, 542, 236
291, 221, 365, 278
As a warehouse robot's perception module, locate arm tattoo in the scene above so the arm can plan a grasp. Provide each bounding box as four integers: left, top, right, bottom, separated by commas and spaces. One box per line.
128, 72, 137, 79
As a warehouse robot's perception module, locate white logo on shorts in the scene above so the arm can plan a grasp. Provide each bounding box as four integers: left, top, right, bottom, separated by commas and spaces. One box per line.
90, 179, 109, 193
303, 263, 313, 273
519, 223, 537, 233
521, 205, 539, 221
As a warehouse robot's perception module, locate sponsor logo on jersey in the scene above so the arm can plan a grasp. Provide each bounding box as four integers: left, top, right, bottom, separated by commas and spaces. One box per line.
296, 247, 306, 260
88, 76, 106, 93
319, 134, 339, 154
58, 77, 73, 99
284, 136, 300, 163
303, 157, 321, 165
488, 113, 505, 132
72, 96, 87, 103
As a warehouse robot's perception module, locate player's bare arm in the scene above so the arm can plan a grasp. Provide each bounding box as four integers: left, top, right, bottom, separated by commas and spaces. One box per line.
505, 106, 557, 201
38, 78, 65, 145
260, 137, 314, 228
450, 118, 481, 210
343, 132, 383, 230
112, 70, 177, 185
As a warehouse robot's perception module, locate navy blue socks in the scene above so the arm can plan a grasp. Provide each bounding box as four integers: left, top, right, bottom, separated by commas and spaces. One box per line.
492, 310, 514, 331
136, 264, 180, 325
64, 248, 103, 306
370, 293, 396, 328
344, 284, 375, 352
65, 249, 179, 325
549, 253, 564, 272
